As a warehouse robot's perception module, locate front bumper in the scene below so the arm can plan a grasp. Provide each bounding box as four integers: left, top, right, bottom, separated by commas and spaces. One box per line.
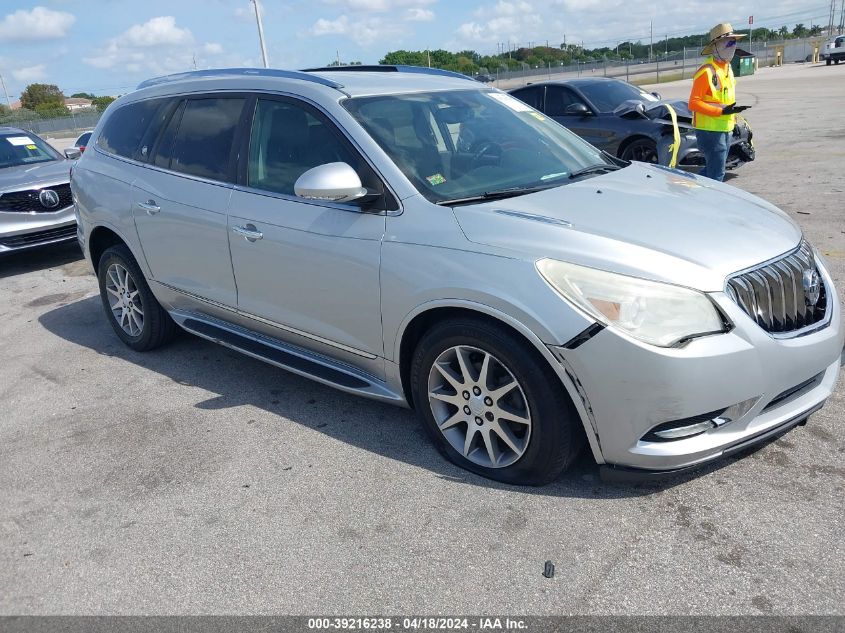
555, 268, 843, 473
0, 205, 77, 253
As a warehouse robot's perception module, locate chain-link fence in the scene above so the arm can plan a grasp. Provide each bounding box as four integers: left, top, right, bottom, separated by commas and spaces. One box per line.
0, 111, 102, 137
482, 36, 828, 88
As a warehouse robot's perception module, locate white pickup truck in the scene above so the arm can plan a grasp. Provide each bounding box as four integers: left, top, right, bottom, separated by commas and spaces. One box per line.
822, 34, 845, 65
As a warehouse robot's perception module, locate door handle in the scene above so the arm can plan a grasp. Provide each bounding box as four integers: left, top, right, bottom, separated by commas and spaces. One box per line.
232, 224, 263, 242
137, 200, 161, 215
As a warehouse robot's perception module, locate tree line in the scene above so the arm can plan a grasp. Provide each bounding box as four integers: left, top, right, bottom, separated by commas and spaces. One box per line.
379, 24, 826, 75
0, 83, 116, 124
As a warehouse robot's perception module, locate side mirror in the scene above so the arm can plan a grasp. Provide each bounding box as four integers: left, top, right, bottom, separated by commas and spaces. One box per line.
565, 103, 591, 116
651, 91, 662, 99
294, 162, 368, 204
64, 147, 82, 160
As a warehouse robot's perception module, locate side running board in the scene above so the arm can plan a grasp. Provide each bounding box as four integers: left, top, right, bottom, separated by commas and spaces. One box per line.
172, 312, 404, 404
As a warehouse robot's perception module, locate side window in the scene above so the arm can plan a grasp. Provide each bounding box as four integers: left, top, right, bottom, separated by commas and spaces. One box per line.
247, 99, 359, 196
169, 98, 245, 182
544, 86, 586, 116
97, 98, 171, 161
510, 86, 544, 111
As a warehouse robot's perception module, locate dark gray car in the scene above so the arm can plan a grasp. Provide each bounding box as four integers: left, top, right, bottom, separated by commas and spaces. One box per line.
0, 127, 77, 253
509, 77, 755, 170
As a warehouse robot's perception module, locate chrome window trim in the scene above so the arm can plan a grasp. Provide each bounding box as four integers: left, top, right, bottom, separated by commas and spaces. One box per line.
231, 184, 373, 214
158, 282, 378, 360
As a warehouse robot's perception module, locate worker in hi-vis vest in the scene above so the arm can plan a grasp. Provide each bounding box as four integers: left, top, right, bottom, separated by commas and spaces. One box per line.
688, 23, 751, 181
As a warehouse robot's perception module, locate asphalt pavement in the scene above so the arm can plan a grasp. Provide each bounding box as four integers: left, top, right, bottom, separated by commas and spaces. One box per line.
1, 62, 843, 615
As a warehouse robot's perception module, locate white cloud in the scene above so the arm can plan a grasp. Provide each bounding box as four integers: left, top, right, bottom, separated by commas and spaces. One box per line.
322, 0, 435, 10
122, 16, 193, 48
12, 64, 47, 83
0, 6, 75, 41
202, 42, 224, 55
406, 8, 434, 21
83, 17, 225, 75
309, 14, 404, 46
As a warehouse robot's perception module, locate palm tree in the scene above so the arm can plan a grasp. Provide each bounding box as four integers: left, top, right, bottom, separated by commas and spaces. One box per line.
778, 25, 789, 39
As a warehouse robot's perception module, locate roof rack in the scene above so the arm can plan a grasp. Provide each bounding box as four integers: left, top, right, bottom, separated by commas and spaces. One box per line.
136, 68, 344, 90
302, 65, 474, 82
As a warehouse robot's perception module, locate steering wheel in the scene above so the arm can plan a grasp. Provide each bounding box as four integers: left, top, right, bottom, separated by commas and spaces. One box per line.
470, 140, 503, 164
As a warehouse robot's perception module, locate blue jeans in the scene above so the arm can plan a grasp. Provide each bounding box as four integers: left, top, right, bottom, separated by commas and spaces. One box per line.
695, 130, 730, 181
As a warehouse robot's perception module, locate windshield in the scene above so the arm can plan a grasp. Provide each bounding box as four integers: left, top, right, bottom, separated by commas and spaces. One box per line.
577, 81, 659, 112
0, 132, 60, 168
343, 89, 612, 204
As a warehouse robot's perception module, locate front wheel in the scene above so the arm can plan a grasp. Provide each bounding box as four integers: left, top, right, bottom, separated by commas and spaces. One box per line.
97, 244, 177, 351
620, 138, 659, 164
410, 318, 583, 485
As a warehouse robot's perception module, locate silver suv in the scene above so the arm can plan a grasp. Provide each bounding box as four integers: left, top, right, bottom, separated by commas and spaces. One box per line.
71, 67, 843, 484
0, 127, 77, 253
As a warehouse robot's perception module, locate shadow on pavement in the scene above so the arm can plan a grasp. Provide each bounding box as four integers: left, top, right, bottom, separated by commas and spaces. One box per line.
38, 295, 743, 499
0, 241, 84, 280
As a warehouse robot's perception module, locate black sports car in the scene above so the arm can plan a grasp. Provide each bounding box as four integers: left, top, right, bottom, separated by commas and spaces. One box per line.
509, 77, 755, 171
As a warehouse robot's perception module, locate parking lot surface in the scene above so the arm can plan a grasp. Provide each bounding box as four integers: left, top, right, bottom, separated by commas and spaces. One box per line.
1, 63, 843, 615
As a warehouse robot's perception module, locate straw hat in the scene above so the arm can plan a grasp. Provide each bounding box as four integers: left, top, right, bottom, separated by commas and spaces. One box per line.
701, 23, 747, 55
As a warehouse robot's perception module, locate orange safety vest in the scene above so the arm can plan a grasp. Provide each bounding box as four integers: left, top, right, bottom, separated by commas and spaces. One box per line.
692, 56, 736, 132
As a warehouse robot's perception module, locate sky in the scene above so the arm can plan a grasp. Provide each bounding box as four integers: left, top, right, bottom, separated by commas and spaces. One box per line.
0, 0, 832, 99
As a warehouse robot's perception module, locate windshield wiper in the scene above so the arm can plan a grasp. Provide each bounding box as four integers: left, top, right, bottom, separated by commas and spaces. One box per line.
568, 163, 622, 180
435, 185, 557, 206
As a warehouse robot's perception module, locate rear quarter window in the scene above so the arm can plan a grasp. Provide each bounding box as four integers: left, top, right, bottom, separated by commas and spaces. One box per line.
97, 98, 172, 161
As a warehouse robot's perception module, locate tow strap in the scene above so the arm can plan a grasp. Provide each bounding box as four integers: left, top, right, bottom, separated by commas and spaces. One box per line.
664, 103, 681, 169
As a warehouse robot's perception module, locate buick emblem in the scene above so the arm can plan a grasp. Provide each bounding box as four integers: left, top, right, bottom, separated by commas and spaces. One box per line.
802, 269, 821, 307
38, 189, 60, 209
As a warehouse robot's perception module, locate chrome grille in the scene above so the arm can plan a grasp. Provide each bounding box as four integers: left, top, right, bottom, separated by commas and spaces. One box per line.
726, 241, 827, 334
0, 183, 72, 213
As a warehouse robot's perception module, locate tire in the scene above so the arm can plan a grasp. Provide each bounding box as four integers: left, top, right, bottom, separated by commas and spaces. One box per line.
826, 58, 832, 66
620, 138, 659, 164
410, 318, 584, 485
97, 244, 177, 351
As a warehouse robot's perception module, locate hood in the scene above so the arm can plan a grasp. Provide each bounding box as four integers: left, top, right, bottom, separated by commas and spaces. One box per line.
452, 162, 801, 292
646, 99, 693, 124
613, 98, 692, 125
0, 159, 71, 192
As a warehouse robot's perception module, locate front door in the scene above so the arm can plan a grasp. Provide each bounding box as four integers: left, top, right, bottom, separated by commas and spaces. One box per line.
227, 96, 387, 371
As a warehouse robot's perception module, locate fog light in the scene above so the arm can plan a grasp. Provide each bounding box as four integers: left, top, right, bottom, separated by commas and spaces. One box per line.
642, 397, 759, 442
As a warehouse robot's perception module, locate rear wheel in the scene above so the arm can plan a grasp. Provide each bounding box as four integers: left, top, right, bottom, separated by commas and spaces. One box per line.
410, 318, 583, 485
620, 138, 659, 164
97, 244, 177, 351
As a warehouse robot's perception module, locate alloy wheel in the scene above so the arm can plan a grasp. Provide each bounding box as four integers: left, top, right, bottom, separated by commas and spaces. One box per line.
427, 345, 532, 468
105, 263, 144, 337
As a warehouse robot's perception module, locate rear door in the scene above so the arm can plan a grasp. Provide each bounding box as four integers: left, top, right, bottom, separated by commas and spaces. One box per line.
131, 95, 248, 308
227, 95, 388, 372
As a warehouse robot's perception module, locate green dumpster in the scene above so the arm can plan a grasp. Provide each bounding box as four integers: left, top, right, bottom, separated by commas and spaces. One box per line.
731, 48, 755, 76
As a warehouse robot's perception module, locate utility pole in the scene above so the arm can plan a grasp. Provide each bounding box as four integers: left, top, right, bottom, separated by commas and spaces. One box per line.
0, 72, 12, 110
650, 21, 654, 62
251, 0, 269, 68
427, 49, 431, 67
839, 0, 845, 33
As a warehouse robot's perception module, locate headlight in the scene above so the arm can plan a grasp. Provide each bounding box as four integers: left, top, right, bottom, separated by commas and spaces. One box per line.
536, 259, 727, 347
